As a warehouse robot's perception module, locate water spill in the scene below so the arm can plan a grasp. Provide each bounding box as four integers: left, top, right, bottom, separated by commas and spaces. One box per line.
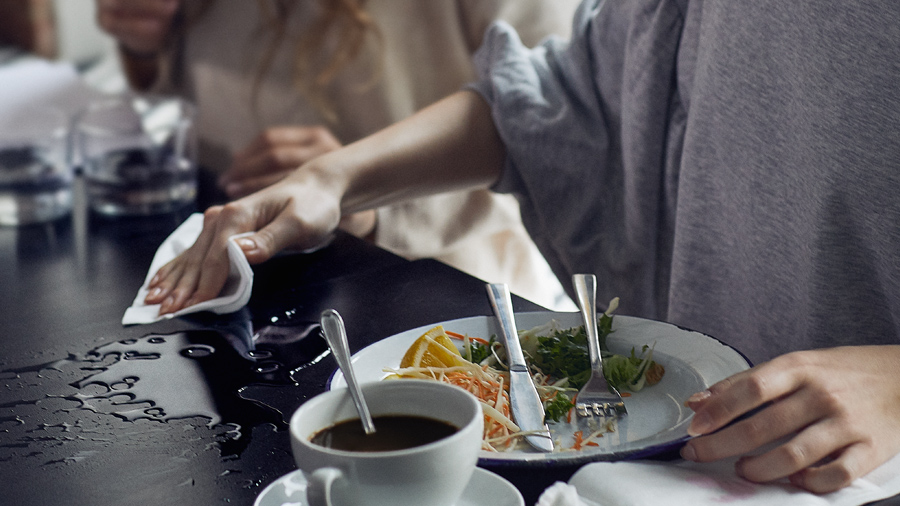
43, 450, 99, 465
1, 313, 330, 461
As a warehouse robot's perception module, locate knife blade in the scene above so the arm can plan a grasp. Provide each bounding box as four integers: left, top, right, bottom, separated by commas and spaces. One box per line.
486, 283, 554, 452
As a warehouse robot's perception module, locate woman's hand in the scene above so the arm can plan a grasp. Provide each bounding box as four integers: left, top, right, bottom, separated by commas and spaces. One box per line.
144, 165, 344, 315
681, 345, 900, 493
143, 90, 504, 314
96, 0, 180, 56
219, 126, 342, 199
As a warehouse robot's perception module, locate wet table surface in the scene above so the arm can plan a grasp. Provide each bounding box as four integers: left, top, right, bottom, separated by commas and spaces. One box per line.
3, 186, 899, 506
0, 187, 577, 505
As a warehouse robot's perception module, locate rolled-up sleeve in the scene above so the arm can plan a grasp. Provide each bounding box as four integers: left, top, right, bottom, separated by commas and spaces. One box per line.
466, 0, 687, 316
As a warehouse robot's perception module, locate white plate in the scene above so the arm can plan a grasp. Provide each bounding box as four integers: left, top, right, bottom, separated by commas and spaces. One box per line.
254, 466, 524, 506
329, 311, 751, 466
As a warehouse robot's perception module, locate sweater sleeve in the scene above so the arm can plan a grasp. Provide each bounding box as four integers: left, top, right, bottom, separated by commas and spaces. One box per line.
467, 0, 688, 316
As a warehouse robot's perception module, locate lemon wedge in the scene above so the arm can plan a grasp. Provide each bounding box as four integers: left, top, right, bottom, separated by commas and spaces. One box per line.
398, 325, 467, 369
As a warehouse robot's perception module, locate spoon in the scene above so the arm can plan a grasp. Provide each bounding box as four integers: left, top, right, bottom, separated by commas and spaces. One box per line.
320, 309, 376, 434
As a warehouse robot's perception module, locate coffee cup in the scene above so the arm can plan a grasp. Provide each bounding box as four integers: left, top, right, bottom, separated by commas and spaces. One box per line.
289, 379, 483, 506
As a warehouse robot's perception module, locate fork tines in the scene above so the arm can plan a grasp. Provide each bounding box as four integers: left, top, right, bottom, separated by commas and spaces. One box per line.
575, 400, 627, 418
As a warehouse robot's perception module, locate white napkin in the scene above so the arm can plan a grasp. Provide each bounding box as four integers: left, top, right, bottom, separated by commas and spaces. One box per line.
122, 213, 254, 325
537, 452, 900, 506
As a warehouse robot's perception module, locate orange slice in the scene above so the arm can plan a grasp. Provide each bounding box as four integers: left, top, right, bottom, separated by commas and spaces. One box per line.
399, 325, 467, 369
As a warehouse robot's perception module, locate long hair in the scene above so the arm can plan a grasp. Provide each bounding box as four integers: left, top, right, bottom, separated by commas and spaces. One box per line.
186, 0, 382, 124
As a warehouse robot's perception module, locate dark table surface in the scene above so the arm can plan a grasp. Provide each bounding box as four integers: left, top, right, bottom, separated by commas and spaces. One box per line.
3, 183, 898, 506
0, 182, 579, 506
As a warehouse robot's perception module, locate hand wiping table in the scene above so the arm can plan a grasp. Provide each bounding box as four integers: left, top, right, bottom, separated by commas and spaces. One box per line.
122, 213, 254, 325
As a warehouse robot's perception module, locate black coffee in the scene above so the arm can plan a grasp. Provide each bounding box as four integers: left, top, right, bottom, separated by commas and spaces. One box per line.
310, 415, 458, 452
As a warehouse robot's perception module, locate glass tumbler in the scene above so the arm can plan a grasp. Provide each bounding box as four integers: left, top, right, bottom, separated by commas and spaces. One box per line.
76, 94, 197, 216
0, 107, 73, 226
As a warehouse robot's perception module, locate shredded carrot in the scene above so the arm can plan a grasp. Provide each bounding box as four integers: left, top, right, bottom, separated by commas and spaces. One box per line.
445, 330, 490, 345
573, 430, 584, 451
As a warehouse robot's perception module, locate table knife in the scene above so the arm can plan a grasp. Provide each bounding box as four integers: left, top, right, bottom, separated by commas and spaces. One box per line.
486, 283, 554, 452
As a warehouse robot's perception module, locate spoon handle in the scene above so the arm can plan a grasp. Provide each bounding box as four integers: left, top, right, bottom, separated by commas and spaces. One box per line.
320, 309, 376, 434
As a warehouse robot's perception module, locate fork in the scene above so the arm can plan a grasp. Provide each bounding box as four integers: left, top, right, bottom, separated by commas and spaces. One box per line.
572, 273, 627, 418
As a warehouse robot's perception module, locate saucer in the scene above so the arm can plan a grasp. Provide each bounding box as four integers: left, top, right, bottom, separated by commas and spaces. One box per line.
254, 466, 524, 506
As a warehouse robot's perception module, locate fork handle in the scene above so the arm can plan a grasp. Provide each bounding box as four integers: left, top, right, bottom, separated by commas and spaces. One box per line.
573, 274, 602, 369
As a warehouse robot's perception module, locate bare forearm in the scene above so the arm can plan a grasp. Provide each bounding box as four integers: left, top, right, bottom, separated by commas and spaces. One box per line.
145, 90, 505, 314
308, 90, 506, 214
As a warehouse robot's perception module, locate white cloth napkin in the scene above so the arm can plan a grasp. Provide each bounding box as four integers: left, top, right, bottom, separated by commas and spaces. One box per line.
537, 452, 900, 506
122, 213, 254, 325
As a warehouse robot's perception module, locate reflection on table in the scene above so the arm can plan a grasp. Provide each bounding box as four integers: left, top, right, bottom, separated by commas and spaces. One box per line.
0, 181, 557, 506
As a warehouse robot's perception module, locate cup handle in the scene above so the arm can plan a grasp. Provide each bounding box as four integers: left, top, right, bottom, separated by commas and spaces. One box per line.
307, 467, 346, 506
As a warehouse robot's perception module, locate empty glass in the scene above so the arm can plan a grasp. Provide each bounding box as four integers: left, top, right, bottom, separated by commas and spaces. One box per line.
76, 94, 197, 216
0, 107, 73, 226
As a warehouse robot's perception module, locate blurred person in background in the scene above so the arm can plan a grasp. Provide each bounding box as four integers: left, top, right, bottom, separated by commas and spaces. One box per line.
0, 0, 57, 58
96, 0, 579, 310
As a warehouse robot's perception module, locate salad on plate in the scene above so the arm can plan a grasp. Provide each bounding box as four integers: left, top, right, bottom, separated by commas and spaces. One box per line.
383, 299, 665, 452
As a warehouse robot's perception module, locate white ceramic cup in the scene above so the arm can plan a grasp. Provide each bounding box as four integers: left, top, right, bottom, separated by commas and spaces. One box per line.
290, 379, 483, 506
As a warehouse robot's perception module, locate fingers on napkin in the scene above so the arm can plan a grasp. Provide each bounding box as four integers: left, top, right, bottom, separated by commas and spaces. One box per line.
786, 443, 871, 493
148, 185, 338, 314
145, 259, 183, 303
149, 205, 245, 314
681, 347, 900, 492
732, 417, 865, 491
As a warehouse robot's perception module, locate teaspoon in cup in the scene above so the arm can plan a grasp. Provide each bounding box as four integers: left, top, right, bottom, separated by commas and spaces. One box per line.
320, 309, 376, 434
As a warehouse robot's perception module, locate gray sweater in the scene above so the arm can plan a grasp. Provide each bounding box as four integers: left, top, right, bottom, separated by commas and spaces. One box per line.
471, 0, 900, 364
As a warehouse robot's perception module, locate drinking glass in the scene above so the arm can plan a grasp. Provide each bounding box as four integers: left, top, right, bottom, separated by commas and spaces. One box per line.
0, 106, 73, 226
76, 94, 197, 216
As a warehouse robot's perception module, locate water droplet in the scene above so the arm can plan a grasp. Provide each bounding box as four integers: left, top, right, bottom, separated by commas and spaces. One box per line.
254, 362, 281, 374
109, 380, 132, 391
123, 351, 160, 361
268, 307, 305, 327
247, 350, 272, 360
144, 407, 165, 417
1, 323, 325, 461
79, 382, 111, 395
180, 345, 215, 358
